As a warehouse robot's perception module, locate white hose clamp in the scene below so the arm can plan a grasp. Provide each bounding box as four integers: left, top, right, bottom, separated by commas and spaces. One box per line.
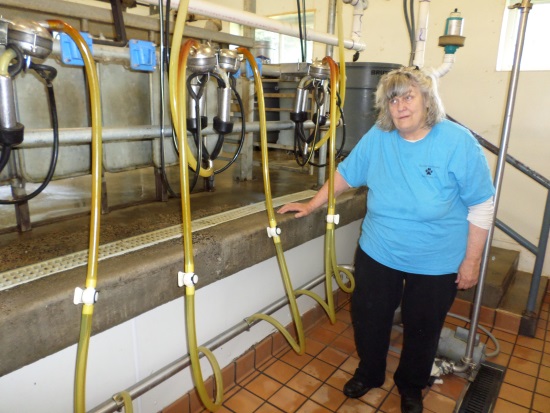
74, 287, 98, 305
326, 214, 340, 225
266, 226, 281, 238
178, 271, 198, 288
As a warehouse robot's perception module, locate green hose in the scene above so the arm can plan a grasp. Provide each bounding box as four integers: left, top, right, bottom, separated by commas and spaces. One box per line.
46, 20, 102, 413
238, 47, 306, 356
169, 3, 223, 405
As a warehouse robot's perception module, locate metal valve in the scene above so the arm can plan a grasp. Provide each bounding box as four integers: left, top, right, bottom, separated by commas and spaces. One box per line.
218, 48, 240, 74
308, 60, 330, 80
187, 43, 217, 73
7, 18, 53, 59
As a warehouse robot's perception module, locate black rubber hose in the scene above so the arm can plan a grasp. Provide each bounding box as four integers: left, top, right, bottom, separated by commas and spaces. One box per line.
403, 0, 413, 50
209, 134, 225, 161
0, 65, 59, 204
214, 84, 246, 175
7, 44, 25, 78
302, 0, 307, 61
164, 0, 171, 67
296, 0, 305, 63
293, 122, 314, 167
0, 145, 11, 174
157, 0, 179, 199
307, 94, 347, 168
188, 81, 206, 192
186, 72, 226, 164
293, 132, 308, 166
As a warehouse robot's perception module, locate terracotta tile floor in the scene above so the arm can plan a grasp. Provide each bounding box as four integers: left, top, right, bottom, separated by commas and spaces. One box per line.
166, 288, 550, 413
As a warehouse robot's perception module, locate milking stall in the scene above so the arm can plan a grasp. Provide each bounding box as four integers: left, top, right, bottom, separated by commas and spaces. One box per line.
0, 1, 549, 412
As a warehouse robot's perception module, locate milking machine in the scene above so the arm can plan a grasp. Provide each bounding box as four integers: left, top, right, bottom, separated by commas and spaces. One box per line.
0, 19, 60, 206
288, 1, 355, 325
185, 43, 245, 191
290, 59, 347, 167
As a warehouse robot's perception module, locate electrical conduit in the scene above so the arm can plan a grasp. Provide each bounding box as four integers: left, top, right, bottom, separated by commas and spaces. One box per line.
238, 47, 306, 356
45, 20, 102, 413
412, 0, 430, 68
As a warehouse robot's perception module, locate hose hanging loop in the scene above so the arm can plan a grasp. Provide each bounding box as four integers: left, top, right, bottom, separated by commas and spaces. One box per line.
74, 287, 98, 305
178, 271, 198, 288
326, 213, 340, 225
266, 226, 282, 238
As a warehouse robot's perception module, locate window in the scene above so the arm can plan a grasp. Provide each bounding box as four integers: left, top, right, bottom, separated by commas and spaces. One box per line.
230, 12, 314, 64
497, 0, 550, 71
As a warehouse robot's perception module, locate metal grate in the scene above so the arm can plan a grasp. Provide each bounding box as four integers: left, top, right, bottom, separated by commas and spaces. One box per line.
0, 190, 317, 292
457, 362, 506, 413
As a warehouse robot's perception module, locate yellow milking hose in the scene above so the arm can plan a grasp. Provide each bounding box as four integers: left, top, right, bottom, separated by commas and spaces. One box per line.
238, 47, 306, 356
174, 37, 223, 412
168, 0, 213, 178
46, 20, 102, 413
324, 56, 355, 301
0, 48, 17, 75
315, 0, 346, 150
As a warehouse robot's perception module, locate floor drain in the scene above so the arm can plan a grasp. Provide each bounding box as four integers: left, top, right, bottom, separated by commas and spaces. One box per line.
457, 362, 506, 413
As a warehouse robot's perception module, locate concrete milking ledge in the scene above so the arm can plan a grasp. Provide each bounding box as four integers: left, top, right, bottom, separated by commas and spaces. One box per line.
0, 187, 366, 377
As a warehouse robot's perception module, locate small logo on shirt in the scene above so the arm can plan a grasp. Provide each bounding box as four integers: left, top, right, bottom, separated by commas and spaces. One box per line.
421, 165, 438, 178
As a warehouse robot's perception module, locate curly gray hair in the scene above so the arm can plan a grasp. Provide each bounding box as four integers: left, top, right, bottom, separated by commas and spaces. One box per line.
374, 66, 445, 132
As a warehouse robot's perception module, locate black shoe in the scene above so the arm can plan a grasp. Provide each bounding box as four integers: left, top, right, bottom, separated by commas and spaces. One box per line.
401, 394, 423, 413
343, 376, 372, 398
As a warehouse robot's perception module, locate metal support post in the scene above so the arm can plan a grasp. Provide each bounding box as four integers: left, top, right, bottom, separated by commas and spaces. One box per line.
458, 0, 533, 373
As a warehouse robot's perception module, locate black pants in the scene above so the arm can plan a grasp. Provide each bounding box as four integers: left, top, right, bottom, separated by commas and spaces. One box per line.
351, 248, 457, 396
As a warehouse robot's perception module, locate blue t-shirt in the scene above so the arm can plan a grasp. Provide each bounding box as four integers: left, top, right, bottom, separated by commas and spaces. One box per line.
338, 119, 495, 275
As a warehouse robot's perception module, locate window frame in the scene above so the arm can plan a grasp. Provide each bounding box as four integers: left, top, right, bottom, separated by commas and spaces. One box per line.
496, 0, 550, 71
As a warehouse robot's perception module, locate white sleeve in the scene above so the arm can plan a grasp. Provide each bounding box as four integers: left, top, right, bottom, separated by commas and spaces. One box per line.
467, 197, 494, 230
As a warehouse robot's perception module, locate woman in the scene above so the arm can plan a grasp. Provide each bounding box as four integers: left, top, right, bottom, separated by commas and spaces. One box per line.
278, 66, 495, 413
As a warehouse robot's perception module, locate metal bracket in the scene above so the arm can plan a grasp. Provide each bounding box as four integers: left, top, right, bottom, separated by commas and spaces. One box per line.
59, 31, 93, 67
129, 39, 156, 72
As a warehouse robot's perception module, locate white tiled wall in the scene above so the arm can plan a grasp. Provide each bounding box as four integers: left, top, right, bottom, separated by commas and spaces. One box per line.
0, 221, 361, 413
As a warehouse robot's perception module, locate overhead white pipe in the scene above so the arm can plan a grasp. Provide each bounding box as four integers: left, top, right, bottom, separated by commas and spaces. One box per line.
432, 53, 455, 78
343, 0, 368, 49
412, 0, 430, 68
141, 0, 366, 52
